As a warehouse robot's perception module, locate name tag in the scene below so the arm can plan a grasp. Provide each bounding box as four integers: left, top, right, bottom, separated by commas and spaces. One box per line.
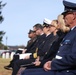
55, 55, 62, 59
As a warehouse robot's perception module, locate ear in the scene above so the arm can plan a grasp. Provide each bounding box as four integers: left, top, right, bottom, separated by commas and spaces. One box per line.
73, 12, 76, 20
73, 17, 75, 20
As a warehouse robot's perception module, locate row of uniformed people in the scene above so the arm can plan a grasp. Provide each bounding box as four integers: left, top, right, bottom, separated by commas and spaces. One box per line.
20, 0, 76, 75
11, 19, 57, 75
4, 19, 58, 70
4, 18, 64, 71
11, 13, 70, 75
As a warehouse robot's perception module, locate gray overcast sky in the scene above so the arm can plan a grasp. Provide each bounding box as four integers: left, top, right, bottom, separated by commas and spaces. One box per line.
0, 0, 76, 46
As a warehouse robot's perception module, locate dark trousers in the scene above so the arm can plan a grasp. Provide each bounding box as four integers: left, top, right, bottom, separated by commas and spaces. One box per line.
21, 68, 76, 75
9, 50, 22, 67
9, 54, 19, 68
12, 58, 35, 75
21, 68, 54, 75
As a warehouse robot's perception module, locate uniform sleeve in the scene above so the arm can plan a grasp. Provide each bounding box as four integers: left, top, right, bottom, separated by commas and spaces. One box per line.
51, 36, 76, 70
39, 57, 52, 67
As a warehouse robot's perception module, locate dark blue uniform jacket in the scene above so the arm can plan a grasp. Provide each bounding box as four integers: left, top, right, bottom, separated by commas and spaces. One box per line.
51, 27, 76, 71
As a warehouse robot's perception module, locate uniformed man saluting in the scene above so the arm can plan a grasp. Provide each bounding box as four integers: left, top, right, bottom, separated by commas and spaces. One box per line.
21, 0, 76, 75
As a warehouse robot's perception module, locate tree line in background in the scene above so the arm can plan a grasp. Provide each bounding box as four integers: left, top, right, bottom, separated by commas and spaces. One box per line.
0, 1, 7, 50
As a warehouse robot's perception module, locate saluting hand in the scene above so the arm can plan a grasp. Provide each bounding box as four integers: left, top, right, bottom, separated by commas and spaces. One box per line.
43, 61, 51, 71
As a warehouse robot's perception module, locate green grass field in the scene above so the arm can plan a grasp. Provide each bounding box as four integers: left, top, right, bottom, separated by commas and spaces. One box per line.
0, 58, 12, 75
